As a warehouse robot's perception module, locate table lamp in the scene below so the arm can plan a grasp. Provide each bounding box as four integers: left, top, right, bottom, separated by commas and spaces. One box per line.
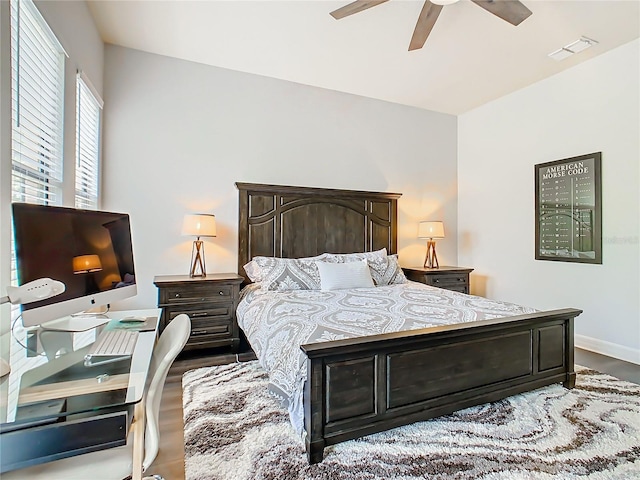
182, 213, 217, 277
73, 254, 103, 274
73, 254, 103, 293
418, 221, 445, 269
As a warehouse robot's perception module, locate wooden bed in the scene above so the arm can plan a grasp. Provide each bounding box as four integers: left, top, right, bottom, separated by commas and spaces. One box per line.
236, 182, 582, 464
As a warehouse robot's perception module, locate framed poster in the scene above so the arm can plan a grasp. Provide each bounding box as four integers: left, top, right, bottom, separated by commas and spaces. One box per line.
535, 152, 602, 264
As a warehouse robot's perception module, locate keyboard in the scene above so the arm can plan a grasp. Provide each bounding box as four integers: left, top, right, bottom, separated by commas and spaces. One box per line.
84, 329, 139, 367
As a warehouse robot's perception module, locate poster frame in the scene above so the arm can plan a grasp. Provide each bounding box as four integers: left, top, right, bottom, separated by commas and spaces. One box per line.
534, 152, 602, 264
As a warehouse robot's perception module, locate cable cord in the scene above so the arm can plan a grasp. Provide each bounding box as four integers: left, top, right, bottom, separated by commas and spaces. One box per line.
10, 314, 46, 357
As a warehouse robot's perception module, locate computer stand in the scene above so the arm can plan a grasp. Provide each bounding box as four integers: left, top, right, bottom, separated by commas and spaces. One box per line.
41, 315, 110, 332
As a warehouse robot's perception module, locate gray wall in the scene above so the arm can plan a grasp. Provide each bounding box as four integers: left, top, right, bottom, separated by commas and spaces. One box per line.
102, 45, 459, 310
458, 39, 640, 364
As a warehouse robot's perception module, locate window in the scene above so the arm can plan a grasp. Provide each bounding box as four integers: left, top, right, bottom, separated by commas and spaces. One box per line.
10, 0, 66, 285
10, 0, 65, 207
75, 74, 102, 210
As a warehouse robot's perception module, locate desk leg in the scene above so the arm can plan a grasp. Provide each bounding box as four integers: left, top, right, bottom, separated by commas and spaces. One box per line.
132, 400, 145, 480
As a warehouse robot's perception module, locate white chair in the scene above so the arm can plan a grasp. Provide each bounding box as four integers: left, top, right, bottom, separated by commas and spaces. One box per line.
4, 314, 191, 480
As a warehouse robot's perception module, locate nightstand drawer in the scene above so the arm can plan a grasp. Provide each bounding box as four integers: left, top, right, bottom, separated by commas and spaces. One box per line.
167, 304, 232, 320
434, 284, 468, 294
166, 306, 233, 337
163, 284, 233, 304
190, 319, 231, 338
427, 274, 468, 287
185, 332, 233, 350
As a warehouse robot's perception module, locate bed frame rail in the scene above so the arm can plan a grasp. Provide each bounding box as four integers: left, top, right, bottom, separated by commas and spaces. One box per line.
301, 308, 582, 464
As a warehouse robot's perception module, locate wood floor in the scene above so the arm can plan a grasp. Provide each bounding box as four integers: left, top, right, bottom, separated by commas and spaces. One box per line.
147, 349, 256, 480
147, 348, 640, 480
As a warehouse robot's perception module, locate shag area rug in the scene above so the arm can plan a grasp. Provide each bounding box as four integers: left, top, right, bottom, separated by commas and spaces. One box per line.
182, 361, 640, 480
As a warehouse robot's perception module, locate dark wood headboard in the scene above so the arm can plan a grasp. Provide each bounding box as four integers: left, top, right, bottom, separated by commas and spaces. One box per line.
236, 183, 401, 282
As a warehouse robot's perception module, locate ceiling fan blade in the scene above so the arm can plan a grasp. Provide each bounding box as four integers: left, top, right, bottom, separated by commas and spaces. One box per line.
330, 0, 389, 20
470, 0, 532, 26
409, 0, 443, 51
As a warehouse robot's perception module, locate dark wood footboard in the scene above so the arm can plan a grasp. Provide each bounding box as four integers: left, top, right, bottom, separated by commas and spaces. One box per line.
301, 308, 582, 464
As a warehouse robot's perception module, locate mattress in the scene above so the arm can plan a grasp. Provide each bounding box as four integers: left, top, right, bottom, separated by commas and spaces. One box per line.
236, 281, 537, 436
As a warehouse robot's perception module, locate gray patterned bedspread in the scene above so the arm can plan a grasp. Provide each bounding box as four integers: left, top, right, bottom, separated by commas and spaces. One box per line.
236, 281, 537, 436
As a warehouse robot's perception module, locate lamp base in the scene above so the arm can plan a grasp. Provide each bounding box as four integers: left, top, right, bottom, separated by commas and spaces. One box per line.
189, 240, 207, 277
423, 239, 439, 269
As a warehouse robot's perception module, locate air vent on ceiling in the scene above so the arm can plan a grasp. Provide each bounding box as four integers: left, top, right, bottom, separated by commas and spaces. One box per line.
548, 36, 598, 61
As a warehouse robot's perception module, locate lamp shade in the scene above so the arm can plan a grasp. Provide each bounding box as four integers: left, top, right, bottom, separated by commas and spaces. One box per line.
73, 254, 103, 274
418, 221, 445, 239
182, 214, 217, 238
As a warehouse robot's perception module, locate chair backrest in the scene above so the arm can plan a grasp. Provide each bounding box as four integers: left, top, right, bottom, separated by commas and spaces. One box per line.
142, 313, 191, 471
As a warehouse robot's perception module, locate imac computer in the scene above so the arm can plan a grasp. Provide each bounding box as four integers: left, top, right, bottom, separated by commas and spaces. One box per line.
11, 203, 138, 331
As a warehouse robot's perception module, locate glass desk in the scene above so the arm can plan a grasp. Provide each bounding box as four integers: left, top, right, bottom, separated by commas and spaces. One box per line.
0, 309, 160, 474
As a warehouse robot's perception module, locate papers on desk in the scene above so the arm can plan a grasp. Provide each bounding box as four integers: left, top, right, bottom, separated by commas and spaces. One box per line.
108, 317, 157, 332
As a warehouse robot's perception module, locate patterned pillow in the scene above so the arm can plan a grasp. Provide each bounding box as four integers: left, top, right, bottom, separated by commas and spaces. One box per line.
323, 248, 387, 264
246, 255, 329, 291
243, 259, 264, 282
368, 254, 407, 286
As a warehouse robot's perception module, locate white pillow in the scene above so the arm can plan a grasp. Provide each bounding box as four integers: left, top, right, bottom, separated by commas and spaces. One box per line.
316, 259, 375, 291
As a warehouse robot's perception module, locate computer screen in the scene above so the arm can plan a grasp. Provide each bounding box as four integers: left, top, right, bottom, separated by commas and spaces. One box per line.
11, 203, 137, 327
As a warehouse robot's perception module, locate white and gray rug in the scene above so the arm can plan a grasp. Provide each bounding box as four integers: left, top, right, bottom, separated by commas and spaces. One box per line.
182, 361, 640, 480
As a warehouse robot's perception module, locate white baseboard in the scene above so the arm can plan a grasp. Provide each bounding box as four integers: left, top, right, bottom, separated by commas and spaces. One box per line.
575, 334, 640, 365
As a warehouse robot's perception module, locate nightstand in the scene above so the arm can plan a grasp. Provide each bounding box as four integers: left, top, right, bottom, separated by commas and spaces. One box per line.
153, 273, 244, 352
402, 266, 474, 294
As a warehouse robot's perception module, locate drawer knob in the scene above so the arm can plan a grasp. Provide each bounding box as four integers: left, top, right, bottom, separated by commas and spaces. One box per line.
175, 293, 181, 298
201, 297, 206, 301
434, 279, 440, 283
219, 291, 224, 295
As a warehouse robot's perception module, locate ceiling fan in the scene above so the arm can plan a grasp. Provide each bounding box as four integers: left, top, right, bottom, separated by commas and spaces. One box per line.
330, 0, 532, 51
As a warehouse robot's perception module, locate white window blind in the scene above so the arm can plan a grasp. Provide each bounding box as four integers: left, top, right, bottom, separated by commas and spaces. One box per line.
10, 0, 65, 208
10, 0, 65, 287
75, 74, 102, 210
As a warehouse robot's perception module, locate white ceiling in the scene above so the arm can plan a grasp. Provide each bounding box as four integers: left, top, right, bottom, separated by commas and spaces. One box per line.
87, 0, 640, 115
